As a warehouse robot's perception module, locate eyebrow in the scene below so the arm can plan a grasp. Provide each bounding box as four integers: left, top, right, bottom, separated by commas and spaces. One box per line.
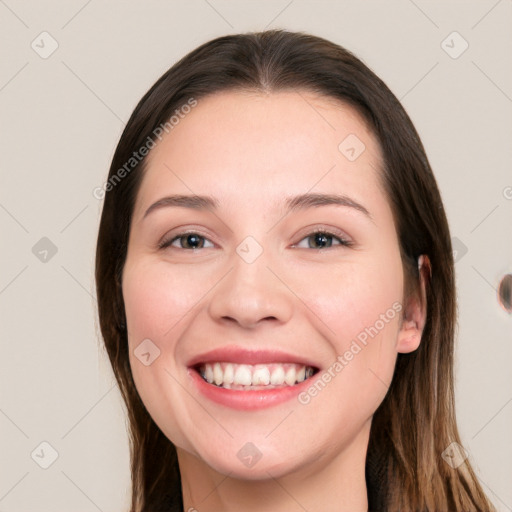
143, 192, 372, 220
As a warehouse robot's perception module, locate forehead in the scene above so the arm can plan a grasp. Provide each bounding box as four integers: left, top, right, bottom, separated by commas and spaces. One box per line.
134, 90, 385, 219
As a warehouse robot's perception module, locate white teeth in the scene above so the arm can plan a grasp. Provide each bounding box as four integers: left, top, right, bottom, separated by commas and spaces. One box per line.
198, 362, 315, 389
296, 366, 307, 383
204, 364, 214, 384
270, 366, 285, 385
224, 363, 234, 384
234, 364, 252, 386
252, 366, 270, 386
284, 367, 297, 386
213, 362, 223, 386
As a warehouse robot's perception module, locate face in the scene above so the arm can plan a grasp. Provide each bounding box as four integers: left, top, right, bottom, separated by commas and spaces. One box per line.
122, 90, 420, 480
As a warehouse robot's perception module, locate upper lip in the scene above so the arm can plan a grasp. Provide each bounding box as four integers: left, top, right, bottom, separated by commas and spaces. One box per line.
186, 346, 320, 369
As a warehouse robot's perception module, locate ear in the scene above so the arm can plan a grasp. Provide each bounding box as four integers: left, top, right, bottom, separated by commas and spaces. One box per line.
396, 255, 431, 354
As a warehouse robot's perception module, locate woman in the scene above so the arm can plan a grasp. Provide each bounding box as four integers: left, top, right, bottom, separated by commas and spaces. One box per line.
95, 30, 495, 511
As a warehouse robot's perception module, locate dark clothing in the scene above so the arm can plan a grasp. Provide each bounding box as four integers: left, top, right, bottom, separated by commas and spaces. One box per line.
162, 461, 387, 511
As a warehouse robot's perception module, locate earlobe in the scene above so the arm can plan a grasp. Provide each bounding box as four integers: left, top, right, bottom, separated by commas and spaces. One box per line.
397, 315, 423, 353
397, 255, 430, 354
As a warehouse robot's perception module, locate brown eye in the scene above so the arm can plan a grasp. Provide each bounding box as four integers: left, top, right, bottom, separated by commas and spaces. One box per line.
178, 234, 205, 249
308, 232, 334, 248
159, 232, 214, 250
294, 230, 352, 249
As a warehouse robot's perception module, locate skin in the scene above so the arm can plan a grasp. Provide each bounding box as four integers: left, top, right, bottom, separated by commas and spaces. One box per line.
122, 90, 427, 512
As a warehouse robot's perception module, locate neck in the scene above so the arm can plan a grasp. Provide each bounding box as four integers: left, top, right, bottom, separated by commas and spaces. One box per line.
178, 423, 370, 512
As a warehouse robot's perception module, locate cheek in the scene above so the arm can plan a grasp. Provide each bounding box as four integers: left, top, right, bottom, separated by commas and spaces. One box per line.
295, 254, 403, 408
121, 260, 203, 452
299, 255, 403, 343
122, 260, 202, 340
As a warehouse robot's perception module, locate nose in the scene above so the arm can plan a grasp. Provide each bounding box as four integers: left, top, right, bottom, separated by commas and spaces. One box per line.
207, 249, 294, 330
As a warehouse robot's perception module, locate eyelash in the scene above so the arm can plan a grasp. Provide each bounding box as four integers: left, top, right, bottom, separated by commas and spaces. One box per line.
158, 228, 353, 251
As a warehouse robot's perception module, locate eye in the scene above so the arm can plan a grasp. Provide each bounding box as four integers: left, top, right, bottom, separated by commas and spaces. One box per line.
158, 228, 352, 251
294, 229, 352, 249
159, 232, 214, 250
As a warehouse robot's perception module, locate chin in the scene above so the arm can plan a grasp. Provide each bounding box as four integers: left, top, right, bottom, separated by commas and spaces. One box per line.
181, 440, 306, 481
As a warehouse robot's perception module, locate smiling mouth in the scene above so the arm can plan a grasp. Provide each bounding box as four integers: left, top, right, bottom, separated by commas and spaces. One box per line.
195, 362, 318, 390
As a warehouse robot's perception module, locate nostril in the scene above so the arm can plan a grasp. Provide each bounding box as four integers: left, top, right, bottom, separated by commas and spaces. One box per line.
220, 315, 278, 329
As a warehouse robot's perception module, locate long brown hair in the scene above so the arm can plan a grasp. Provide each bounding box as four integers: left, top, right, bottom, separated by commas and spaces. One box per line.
95, 30, 495, 511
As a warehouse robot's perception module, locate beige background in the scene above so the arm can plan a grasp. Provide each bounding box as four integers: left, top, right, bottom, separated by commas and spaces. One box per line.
1, 1, 511, 510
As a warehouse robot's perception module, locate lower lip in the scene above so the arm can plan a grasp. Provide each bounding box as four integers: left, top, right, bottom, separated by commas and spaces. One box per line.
188, 368, 314, 410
